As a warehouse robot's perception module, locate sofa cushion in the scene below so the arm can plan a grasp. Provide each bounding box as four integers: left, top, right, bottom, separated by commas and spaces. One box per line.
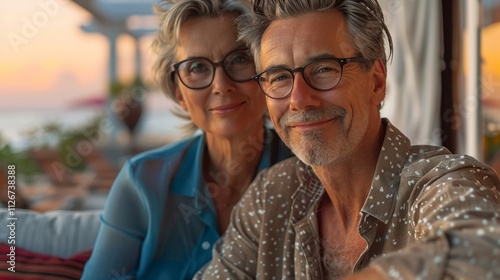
0, 242, 92, 279
0, 209, 101, 258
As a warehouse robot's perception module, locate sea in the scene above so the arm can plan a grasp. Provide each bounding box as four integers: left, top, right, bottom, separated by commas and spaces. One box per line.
0, 100, 188, 152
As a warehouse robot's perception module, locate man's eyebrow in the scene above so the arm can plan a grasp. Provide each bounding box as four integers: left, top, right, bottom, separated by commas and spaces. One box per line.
261, 64, 290, 72
307, 53, 338, 62
261, 53, 339, 72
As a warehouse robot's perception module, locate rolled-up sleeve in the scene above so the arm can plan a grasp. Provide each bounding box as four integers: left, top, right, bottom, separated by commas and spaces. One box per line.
370, 164, 500, 279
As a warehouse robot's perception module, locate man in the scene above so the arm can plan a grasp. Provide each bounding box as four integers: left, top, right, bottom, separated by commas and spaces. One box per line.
197, 0, 500, 279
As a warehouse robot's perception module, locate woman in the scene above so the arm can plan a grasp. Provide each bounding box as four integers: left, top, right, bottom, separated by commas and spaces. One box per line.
81, 0, 292, 279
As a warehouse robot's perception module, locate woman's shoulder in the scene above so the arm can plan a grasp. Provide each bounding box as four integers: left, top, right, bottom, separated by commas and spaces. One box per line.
107, 134, 204, 202
129, 134, 203, 165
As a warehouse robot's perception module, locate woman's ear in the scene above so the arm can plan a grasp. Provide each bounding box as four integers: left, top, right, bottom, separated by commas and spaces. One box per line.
175, 85, 188, 111
370, 59, 386, 106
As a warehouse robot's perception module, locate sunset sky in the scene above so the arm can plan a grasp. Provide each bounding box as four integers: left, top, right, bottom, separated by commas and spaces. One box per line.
0, 0, 157, 110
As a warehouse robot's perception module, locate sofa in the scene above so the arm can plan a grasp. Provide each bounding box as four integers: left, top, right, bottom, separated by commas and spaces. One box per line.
0, 208, 102, 279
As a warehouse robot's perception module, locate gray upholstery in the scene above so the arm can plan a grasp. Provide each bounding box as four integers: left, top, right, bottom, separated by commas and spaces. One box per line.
0, 208, 101, 258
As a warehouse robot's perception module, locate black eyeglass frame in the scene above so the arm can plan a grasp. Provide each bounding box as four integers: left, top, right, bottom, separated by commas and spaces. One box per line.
252, 56, 366, 99
171, 48, 255, 90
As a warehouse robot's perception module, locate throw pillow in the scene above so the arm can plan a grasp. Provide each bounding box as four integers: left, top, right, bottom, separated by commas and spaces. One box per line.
0, 242, 92, 279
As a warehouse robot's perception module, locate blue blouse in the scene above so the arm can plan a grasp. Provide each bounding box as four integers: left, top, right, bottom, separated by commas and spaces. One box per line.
82, 128, 292, 279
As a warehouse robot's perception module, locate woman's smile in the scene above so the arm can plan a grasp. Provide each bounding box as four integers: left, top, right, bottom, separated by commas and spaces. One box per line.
209, 101, 246, 116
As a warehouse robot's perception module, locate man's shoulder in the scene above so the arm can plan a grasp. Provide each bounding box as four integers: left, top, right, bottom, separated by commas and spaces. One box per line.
253, 157, 312, 195
240, 157, 311, 215
406, 144, 491, 171
402, 144, 500, 189
264, 156, 307, 177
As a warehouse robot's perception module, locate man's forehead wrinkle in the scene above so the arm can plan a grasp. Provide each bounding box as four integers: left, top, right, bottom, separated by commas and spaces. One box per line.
260, 24, 290, 69
260, 21, 304, 68
259, 11, 356, 71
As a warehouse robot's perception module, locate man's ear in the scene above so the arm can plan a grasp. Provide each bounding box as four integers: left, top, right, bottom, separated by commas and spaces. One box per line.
370, 59, 386, 106
175, 85, 188, 111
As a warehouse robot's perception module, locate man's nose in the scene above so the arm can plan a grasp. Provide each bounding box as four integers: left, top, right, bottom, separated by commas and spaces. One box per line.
289, 72, 321, 111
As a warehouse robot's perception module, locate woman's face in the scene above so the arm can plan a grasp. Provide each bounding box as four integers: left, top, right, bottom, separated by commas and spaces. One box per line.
174, 13, 267, 138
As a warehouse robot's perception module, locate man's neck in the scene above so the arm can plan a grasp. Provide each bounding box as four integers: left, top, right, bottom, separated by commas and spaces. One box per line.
312, 119, 386, 221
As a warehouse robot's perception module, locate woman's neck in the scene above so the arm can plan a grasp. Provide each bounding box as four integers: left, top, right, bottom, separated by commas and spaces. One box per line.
202, 121, 267, 234
203, 124, 266, 189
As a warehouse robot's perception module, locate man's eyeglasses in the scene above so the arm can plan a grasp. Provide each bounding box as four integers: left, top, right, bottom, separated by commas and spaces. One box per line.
251, 56, 366, 99
171, 48, 256, 90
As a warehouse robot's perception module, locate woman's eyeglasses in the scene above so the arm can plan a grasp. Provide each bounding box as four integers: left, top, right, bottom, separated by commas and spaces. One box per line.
171, 48, 256, 90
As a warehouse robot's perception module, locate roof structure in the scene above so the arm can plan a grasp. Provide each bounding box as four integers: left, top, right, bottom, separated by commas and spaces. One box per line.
70, 0, 166, 84
71, 0, 162, 36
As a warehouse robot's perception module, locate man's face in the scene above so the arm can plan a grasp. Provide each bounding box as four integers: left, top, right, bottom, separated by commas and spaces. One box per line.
259, 10, 386, 166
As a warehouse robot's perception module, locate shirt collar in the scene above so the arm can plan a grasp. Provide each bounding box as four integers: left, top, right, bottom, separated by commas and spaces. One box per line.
171, 127, 274, 197
361, 118, 411, 224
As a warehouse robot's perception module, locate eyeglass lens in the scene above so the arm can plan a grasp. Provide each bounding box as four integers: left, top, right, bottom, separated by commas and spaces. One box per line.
176, 49, 255, 89
257, 59, 343, 99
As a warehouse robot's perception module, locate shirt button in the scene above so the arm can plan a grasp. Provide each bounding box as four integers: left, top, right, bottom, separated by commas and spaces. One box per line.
201, 241, 211, 250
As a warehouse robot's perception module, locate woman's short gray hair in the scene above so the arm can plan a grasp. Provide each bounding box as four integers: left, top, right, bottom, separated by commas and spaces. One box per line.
238, 0, 393, 72
152, 0, 251, 134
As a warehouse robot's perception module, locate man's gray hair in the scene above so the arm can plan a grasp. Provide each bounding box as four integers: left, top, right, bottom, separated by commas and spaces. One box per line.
238, 0, 393, 72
